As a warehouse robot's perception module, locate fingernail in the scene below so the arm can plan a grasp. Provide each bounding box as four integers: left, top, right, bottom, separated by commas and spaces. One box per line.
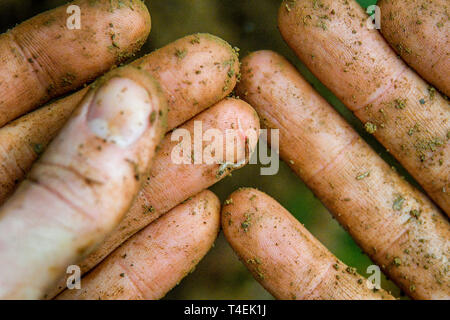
87, 77, 152, 148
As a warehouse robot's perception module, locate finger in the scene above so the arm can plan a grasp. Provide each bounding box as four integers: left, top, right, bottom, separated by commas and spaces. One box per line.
0, 0, 151, 127
132, 33, 240, 130
378, 0, 450, 96
0, 66, 167, 299
47, 97, 260, 298
279, 0, 450, 215
237, 51, 449, 300
57, 190, 220, 300
222, 188, 394, 300
0, 33, 239, 205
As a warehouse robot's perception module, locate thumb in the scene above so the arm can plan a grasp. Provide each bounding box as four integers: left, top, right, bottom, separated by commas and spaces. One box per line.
0, 67, 167, 299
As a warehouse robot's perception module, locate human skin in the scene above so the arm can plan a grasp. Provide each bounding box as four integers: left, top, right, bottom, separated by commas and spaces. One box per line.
279, 0, 449, 215
1, 0, 448, 301
0, 66, 167, 299
222, 188, 395, 300
57, 190, 221, 300
237, 50, 449, 300
0, 33, 240, 205
0, 1, 243, 300
378, 0, 449, 96
47, 97, 260, 298
0, 0, 151, 127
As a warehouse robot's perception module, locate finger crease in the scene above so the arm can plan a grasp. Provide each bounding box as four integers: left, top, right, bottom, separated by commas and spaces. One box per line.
9, 32, 56, 96
39, 161, 104, 186
305, 136, 359, 185
354, 64, 408, 112
0, 142, 26, 183
373, 227, 409, 262
27, 176, 96, 222
300, 262, 335, 299
117, 259, 152, 299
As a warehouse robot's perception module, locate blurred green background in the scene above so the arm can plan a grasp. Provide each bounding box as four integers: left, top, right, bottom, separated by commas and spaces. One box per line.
0, 0, 414, 299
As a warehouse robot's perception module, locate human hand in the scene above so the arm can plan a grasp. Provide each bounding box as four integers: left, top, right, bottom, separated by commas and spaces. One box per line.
0, 0, 259, 299
223, 0, 449, 300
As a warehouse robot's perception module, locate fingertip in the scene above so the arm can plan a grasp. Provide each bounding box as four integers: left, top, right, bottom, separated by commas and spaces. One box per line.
243, 50, 281, 65
221, 187, 263, 234
201, 98, 260, 168
222, 98, 261, 134
221, 188, 394, 300
278, 0, 291, 20
195, 33, 240, 60
101, 0, 152, 51
0, 66, 169, 299
190, 189, 222, 237
80, 66, 167, 151
56, 190, 222, 300
132, 0, 152, 43
192, 33, 241, 91
237, 50, 284, 97
0, 0, 154, 127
